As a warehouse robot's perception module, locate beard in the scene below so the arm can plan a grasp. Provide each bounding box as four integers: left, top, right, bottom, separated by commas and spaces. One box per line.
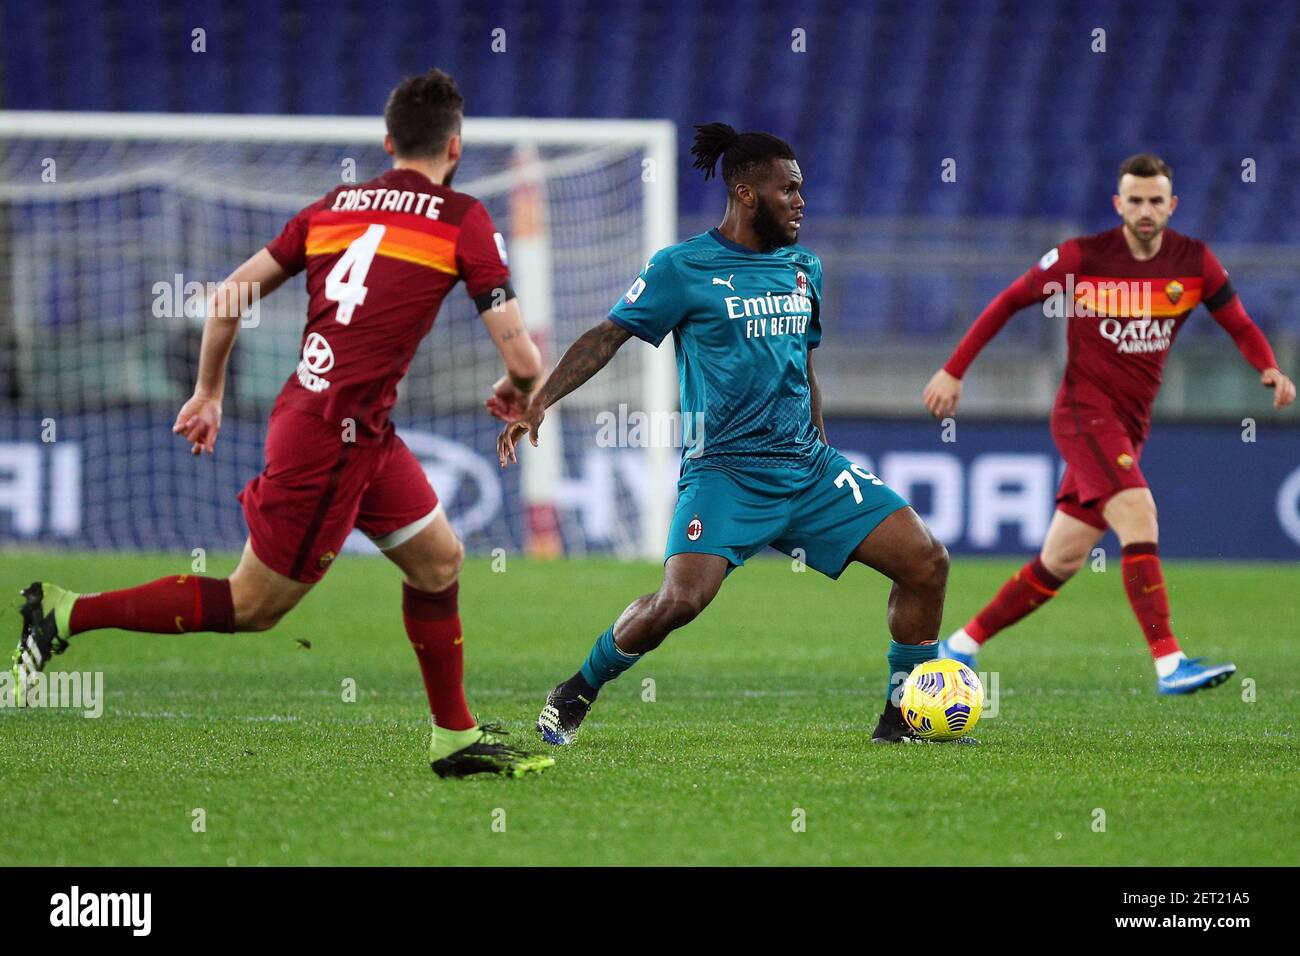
753, 193, 796, 250
1127, 215, 1164, 240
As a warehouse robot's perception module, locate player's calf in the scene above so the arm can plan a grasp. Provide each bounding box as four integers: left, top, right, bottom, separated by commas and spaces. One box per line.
536, 588, 700, 744
229, 577, 308, 632
943, 554, 1064, 665
228, 543, 313, 633
621, 587, 710, 654
945, 508, 1104, 662
231, 600, 291, 633
538, 553, 728, 745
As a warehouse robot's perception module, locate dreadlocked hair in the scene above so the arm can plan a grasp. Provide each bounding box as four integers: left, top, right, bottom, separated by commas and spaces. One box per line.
691, 122, 796, 184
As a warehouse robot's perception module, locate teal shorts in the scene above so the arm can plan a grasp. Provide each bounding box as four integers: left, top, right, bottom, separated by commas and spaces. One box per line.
665, 443, 910, 579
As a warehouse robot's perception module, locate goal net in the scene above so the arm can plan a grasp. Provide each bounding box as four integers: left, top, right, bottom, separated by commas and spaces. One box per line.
0, 112, 678, 561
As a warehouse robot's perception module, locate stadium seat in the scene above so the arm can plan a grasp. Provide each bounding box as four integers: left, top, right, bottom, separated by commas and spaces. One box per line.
2, 0, 1295, 337
1, 1, 51, 111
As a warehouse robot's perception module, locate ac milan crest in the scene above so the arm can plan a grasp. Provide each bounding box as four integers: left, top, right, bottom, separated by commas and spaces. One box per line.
686, 516, 703, 541
795, 270, 808, 296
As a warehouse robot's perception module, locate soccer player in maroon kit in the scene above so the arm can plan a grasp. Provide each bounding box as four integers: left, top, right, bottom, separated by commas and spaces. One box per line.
12, 70, 556, 776
922, 153, 1295, 694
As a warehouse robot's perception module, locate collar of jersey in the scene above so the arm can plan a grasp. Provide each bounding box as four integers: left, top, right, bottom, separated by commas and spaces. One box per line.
708, 227, 783, 257
389, 167, 438, 190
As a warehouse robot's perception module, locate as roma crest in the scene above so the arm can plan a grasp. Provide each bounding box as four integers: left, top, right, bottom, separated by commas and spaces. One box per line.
1165, 280, 1184, 305
1116, 453, 1134, 470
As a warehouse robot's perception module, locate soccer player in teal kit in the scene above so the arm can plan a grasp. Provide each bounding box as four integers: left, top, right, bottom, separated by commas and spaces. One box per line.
499, 124, 953, 744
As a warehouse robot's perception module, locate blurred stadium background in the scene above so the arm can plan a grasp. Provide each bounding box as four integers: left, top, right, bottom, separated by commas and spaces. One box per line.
1, 0, 1298, 561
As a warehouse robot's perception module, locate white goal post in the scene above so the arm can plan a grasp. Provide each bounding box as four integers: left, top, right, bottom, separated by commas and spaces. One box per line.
0, 111, 678, 560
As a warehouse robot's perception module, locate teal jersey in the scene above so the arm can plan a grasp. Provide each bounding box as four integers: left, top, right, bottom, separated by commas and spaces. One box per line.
608, 228, 824, 465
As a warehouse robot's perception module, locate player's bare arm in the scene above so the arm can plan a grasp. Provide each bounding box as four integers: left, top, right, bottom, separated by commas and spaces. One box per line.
478, 296, 544, 421
925, 280, 1046, 419
1199, 245, 1294, 411
497, 318, 632, 465
923, 368, 962, 419
1260, 367, 1296, 409
173, 248, 290, 455
807, 349, 827, 442
922, 265, 1051, 419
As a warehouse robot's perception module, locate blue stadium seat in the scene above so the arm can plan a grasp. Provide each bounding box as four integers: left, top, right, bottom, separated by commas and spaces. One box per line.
119, 0, 167, 111
178, 0, 229, 113
838, 274, 893, 336
2, 0, 1297, 324
1, 1, 52, 110
57, 0, 112, 110
288, 0, 349, 114
234, 0, 286, 113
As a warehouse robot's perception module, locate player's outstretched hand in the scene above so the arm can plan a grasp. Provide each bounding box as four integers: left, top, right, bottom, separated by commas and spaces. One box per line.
172, 394, 222, 455
923, 368, 962, 419
485, 374, 532, 422
1261, 367, 1296, 410
497, 404, 545, 467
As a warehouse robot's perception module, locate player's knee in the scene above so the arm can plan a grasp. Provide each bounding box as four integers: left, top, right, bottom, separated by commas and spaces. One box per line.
404, 535, 464, 592
235, 600, 289, 633
909, 537, 949, 595
1116, 508, 1159, 544
1142, 507, 1160, 542
430, 536, 465, 587
1045, 550, 1086, 579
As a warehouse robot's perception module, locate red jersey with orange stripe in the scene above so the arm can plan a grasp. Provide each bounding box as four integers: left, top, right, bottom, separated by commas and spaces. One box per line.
944, 226, 1277, 440
264, 167, 509, 441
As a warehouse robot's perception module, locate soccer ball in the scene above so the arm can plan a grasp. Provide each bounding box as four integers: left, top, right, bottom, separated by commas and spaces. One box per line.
899, 658, 984, 741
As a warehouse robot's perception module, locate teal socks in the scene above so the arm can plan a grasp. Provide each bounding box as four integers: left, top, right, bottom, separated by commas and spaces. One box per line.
579, 625, 641, 689
887, 640, 939, 705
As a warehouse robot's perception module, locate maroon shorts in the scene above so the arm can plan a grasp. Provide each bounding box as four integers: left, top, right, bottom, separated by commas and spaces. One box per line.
238, 407, 439, 583
1051, 418, 1147, 531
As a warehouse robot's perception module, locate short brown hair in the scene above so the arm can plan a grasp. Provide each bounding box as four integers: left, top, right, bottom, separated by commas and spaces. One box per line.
384, 69, 464, 158
1118, 153, 1173, 185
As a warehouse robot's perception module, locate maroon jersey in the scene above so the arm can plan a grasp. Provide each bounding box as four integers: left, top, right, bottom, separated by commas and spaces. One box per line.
264, 167, 510, 441
945, 226, 1277, 440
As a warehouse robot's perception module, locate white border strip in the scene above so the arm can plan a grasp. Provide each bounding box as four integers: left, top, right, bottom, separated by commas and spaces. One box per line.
0, 110, 674, 147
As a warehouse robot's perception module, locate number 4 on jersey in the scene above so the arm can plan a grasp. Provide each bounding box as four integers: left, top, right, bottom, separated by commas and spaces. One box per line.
325, 223, 386, 325
834, 463, 883, 504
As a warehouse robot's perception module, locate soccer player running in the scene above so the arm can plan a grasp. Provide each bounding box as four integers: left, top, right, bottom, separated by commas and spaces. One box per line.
499, 123, 952, 745
923, 153, 1295, 694
12, 70, 556, 777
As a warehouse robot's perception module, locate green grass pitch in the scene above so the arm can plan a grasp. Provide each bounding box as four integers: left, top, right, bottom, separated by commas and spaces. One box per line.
1, 551, 1296, 866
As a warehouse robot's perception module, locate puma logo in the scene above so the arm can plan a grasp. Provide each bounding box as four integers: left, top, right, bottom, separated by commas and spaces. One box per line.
712, 274, 734, 290
453, 635, 464, 645
1142, 583, 1164, 594
174, 615, 186, 632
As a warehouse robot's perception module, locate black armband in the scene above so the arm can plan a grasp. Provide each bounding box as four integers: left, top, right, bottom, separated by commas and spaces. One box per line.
473, 280, 517, 314
1204, 279, 1236, 312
